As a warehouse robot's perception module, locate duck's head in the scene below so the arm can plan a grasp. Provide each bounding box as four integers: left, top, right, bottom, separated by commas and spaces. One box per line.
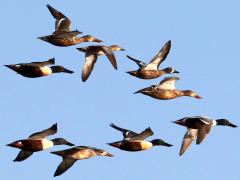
6, 140, 24, 149
182, 90, 202, 99
151, 139, 173, 147
163, 67, 179, 74
50, 66, 74, 74
134, 85, 155, 95
81, 35, 102, 43
110, 45, 125, 51
216, 119, 237, 127
95, 149, 113, 157
51, 138, 75, 146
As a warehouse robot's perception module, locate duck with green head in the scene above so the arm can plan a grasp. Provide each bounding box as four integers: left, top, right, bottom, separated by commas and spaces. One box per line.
7, 123, 74, 162
5, 58, 73, 78
107, 123, 172, 152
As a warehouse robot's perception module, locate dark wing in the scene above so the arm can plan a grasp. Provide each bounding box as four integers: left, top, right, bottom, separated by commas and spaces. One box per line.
46, 4, 71, 33
126, 55, 147, 68
146, 40, 171, 70
179, 129, 197, 156
196, 125, 212, 145
82, 53, 98, 82
30, 58, 55, 67
13, 150, 33, 162
100, 47, 118, 70
28, 123, 57, 140
158, 76, 180, 90
54, 158, 77, 177
129, 127, 154, 141
110, 123, 138, 139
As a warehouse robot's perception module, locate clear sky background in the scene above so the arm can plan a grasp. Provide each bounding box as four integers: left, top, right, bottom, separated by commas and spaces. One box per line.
1, 0, 240, 179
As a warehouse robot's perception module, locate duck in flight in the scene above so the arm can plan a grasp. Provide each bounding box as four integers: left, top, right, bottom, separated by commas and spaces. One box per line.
51, 146, 113, 177
134, 77, 202, 100
107, 123, 172, 152
126, 40, 179, 79
38, 4, 102, 46
4, 58, 73, 78
7, 123, 74, 162
76, 45, 125, 82
173, 116, 237, 156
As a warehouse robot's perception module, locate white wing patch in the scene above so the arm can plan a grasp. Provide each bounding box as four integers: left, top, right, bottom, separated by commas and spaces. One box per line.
41, 139, 54, 150
144, 63, 158, 70
57, 18, 66, 28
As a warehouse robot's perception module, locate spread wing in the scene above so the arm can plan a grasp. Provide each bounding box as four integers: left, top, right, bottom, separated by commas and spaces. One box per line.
28, 123, 57, 140
145, 40, 171, 70
30, 58, 55, 67
126, 55, 147, 68
100, 47, 117, 70
196, 125, 212, 145
82, 53, 98, 82
54, 158, 77, 177
129, 127, 154, 141
13, 150, 34, 162
46, 4, 71, 34
157, 77, 180, 90
179, 128, 197, 156
110, 123, 138, 139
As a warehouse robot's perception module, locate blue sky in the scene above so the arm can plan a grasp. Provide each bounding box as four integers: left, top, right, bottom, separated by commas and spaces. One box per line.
2, 0, 240, 179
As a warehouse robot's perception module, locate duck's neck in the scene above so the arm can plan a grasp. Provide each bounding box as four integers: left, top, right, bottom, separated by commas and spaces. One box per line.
74, 37, 88, 43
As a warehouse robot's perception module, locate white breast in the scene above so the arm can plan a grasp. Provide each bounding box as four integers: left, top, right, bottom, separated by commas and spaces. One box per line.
140, 141, 153, 150
41, 139, 54, 150
40, 66, 52, 76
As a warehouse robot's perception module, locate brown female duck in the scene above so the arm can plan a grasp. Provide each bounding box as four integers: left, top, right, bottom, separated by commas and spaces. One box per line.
107, 123, 172, 152
38, 4, 102, 46
173, 116, 237, 156
134, 77, 202, 100
126, 40, 179, 79
51, 146, 113, 177
76, 45, 125, 82
4, 58, 73, 78
7, 123, 74, 162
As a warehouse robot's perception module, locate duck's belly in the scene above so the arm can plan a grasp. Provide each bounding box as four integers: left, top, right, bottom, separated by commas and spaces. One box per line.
19, 66, 51, 78
22, 139, 53, 152
149, 90, 180, 100
121, 141, 152, 151
50, 38, 75, 47
71, 149, 95, 160
137, 70, 163, 79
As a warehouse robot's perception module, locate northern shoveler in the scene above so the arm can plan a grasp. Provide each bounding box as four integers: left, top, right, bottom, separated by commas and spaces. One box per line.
107, 123, 172, 152
134, 77, 202, 100
76, 45, 125, 82
126, 41, 179, 79
51, 146, 113, 176
5, 58, 74, 78
38, 4, 102, 46
7, 123, 74, 162
173, 116, 237, 156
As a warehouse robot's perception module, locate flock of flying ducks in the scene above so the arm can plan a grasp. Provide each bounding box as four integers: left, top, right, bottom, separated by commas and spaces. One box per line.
6, 4, 237, 177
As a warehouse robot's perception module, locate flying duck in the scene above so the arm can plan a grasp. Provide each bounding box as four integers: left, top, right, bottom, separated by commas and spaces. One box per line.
134, 76, 202, 100
107, 123, 172, 152
7, 123, 74, 162
76, 45, 125, 82
173, 116, 237, 156
4, 58, 74, 78
38, 4, 102, 46
126, 40, 179, 79
51, 146, 113, 177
